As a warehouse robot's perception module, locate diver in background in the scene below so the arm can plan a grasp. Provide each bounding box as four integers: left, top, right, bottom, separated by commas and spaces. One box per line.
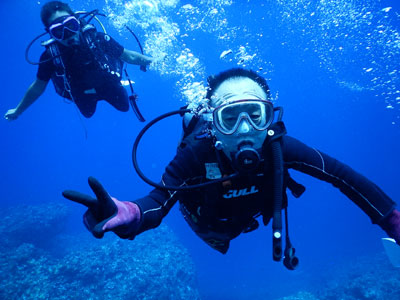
4, 1, 153, 120
63, 68, 400, 269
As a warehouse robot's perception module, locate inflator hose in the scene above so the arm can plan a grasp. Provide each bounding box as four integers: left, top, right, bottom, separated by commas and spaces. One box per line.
271, 140, 283, 261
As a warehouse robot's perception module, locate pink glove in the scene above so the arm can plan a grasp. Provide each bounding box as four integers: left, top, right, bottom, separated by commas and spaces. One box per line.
83, 197, 141, 240
380, 209, 400, 245
63, 177, 141, 239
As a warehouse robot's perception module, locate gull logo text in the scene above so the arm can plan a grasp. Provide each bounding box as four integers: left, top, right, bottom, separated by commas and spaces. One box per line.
223, 186, 259, 199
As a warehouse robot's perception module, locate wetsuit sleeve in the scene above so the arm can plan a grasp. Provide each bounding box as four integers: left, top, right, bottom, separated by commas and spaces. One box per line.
36, 51, 55, 82
133, 145, 201, 234
97, 32, 124, 58
282, 135, 396, 224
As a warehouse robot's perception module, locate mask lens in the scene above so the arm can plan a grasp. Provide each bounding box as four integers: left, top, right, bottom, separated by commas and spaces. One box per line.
49, 24, 64, 40
49, 16, 79, 40
244, 103, 263, 125
220, 105, 243, 130
214, 100, 273, 134
64, 17, 80, 32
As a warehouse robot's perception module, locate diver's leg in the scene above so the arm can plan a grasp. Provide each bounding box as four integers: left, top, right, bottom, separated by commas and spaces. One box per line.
74, 97, 98, 118
104, 85, 129, 112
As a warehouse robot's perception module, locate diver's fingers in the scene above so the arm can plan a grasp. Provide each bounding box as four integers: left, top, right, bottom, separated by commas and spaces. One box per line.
87, 177, 112, 202
87, 177, 117, 217
62, 190, 98, 207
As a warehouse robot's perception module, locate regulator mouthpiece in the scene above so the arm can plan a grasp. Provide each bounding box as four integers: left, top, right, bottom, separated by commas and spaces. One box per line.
233, 144, 260, 173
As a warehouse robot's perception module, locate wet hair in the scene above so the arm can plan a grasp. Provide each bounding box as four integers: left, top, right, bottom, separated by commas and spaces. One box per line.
206, 68, 271, 106
41, 1, 74, 28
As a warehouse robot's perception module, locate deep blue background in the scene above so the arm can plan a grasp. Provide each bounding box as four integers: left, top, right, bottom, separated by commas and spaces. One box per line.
1, 1, 400, 299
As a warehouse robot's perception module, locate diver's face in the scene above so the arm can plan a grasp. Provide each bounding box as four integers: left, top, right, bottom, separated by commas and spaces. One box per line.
48, 11, 80, 46
211, 77, 269, 159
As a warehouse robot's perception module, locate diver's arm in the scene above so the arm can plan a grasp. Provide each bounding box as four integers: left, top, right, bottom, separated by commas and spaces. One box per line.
120, 49, 153, 66
133, 145, 201, 234
4, 78, 48, 121
63, 146, 200, 239
282, 135, 396, 224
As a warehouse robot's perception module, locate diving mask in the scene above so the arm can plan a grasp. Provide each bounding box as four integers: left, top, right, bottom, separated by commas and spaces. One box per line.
212, 99, 274, 135
48, 15, 80, 41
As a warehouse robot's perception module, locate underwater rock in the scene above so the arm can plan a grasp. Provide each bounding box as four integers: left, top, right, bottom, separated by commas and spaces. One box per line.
317, 253, 400, 300
275, 253, 400, 300
0, 203, 200, 300
0, 202, 71, 249
276, 291, 319, 300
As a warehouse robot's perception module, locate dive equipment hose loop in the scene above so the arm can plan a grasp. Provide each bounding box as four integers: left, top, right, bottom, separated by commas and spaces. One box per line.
25, 32, 52, 65
132, 108, 238, 191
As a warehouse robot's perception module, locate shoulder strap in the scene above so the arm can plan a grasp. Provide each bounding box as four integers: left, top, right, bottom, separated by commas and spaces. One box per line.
45, 41, 65, 72
265, 121, 306, 198
266, 121, 287, 143
81, 27, 124, 80
179, 110, 213, 149
43, 41, 75, 100
81, 24, 97, 45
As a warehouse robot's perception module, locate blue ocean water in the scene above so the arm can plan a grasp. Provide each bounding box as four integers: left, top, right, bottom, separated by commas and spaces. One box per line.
1, 0, 400, 299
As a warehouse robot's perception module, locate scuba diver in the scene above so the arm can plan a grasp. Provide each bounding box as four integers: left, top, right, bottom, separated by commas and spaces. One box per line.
4, 1, 153, 121
63, 68, 400, 270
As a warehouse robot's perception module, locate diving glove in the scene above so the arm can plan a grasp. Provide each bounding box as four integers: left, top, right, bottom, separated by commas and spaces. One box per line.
380, 209, 400, 245
62, 177, 141, 239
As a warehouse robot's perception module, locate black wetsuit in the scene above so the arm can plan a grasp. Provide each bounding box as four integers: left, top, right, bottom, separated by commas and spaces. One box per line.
133, 134, 396, 253
37, 32, 128, 118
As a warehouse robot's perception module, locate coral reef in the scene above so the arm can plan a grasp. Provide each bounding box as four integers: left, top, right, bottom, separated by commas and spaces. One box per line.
277, 291, 319, 300
1, 203, 71, 249
317, 253, 400, 300
0, 202, 200, 300
276, 253, 400, 300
